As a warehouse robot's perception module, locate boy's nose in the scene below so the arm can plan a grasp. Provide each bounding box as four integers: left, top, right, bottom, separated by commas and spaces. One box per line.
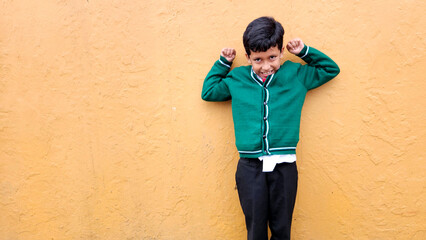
262, 63, 271, 70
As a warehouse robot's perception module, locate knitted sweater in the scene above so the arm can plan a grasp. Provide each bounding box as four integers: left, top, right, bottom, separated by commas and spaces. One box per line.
201, 45, 340, 158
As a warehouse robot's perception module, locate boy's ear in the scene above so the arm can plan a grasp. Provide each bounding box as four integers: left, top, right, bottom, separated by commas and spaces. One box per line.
245, 53, 251, 64
280, 47, 285, 58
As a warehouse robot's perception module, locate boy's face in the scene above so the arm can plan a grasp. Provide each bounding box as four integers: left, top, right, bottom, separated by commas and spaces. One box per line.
246, 46, 283, 80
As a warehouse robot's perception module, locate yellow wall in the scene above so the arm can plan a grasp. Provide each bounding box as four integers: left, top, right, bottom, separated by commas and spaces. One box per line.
1, 1, 425, 239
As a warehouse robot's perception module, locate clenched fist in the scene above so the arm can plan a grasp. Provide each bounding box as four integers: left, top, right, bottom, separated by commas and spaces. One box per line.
286, 38, 305, 55
221, 48, 236, 62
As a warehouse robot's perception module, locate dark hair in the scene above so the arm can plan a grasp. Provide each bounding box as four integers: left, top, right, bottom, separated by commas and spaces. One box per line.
243, 16, 285, 56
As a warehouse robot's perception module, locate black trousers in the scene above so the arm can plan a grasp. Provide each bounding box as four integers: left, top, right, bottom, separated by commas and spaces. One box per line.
235, 158, 298, 240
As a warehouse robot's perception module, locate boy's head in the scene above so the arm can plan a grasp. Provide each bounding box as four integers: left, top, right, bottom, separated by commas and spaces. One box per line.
243, 17, 285, 79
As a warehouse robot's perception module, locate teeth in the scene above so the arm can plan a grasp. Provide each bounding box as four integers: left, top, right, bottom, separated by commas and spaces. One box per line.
261, 71, 273, 75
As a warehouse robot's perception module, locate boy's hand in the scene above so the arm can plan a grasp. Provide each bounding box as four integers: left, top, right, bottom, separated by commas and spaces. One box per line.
221, 48, 236, 62
286, 38, 305, 55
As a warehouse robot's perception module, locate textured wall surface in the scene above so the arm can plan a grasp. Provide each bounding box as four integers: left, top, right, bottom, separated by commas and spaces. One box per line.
1, 0, 425, 239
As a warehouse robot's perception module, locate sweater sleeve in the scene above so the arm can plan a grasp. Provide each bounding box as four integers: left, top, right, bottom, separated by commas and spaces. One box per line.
201, 56, 233, 102
296, 45, 340, 90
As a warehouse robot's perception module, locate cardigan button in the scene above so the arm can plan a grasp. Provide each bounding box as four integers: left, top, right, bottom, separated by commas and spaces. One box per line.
263, 135, 266, 138
263, 117, 267, 120
264, 102, 267, 105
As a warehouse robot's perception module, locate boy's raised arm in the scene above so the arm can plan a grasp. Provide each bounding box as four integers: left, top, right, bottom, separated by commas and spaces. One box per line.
288, 39, 340, 90
201, 48, 236, 102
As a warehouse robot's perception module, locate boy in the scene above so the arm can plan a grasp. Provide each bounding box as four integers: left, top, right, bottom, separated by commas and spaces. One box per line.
201, 16, 340, 240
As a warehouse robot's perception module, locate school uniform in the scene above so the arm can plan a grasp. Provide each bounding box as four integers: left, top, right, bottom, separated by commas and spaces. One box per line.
202, 45, 340, 240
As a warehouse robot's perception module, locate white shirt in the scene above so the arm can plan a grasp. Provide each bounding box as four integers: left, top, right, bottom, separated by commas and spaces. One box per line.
258, 154, 296, 172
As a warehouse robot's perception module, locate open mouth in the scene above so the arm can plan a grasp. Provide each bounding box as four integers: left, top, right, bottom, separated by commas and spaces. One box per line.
260, 70, 274, 77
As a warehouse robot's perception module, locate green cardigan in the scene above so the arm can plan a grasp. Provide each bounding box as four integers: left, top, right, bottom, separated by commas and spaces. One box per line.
201, 45, 340, 158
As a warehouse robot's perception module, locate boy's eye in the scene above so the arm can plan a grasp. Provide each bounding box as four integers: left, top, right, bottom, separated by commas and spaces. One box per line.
254, 58, 261, 62
270, 56, 276, 60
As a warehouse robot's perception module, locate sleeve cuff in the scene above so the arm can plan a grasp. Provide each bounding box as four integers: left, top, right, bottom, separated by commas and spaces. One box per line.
296, 45, 309, 59
219, 55, 232, 68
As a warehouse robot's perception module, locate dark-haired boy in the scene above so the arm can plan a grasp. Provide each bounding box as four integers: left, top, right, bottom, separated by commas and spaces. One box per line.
201, 16, 339, 240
